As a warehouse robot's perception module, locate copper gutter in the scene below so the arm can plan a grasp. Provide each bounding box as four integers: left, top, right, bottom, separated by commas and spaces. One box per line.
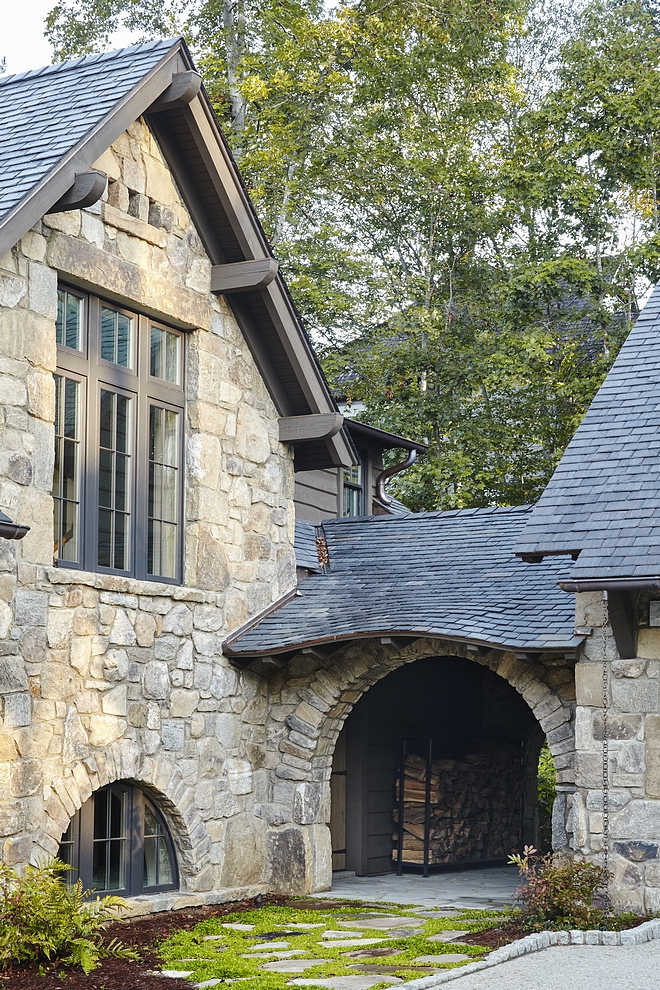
376, 448, 418, 507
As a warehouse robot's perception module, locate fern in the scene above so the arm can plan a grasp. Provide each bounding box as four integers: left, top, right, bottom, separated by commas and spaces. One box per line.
0, 858, 136, 973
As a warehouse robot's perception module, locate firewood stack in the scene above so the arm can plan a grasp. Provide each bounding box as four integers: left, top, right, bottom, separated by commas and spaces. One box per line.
392, 745, 523, 865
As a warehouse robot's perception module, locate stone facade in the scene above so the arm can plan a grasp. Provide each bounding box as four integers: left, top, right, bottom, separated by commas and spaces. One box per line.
0, 112, 657, 916
572, 591, 660, 914
0, 118, 301, 908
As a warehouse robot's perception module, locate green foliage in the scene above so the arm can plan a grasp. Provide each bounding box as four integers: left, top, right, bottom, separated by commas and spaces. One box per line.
508, 847, 624, 930
0, 858, 135, 974
537, 742, 556, 854
44, 0, 660, 509
158, 902, 498, 986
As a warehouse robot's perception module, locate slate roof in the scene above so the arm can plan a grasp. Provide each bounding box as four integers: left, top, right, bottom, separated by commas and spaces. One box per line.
0, 39, 175, 225
515, 284, 660, 581
225, 506, 582, 659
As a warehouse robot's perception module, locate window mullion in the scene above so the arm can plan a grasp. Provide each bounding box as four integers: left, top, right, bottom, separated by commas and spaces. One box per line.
135, 316, 149, 580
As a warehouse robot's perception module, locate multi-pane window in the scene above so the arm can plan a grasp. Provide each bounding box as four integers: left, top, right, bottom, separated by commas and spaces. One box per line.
58, 783, 177, 897
54, 286, 184, 582
343, 463, 363, 517
93, 787, 127, 891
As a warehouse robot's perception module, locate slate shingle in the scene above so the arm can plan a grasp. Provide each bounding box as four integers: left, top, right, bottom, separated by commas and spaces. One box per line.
226, 506, 581, 658
515, 284, 660, 581
0, 39, 176, 223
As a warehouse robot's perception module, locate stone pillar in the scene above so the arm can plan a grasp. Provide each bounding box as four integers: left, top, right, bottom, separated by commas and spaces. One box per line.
574, 591, 660, 913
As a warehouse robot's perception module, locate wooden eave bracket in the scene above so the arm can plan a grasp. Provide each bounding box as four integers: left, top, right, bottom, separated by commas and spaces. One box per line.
46, 170, 107, 214
279, 413, 344, 444
148, 71, 202, 112
608, 589, 638, 660
211, 258, 279, 294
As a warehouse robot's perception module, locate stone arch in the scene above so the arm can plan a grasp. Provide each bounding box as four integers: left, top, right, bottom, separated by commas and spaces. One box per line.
265, 636, 576, 888
273, 637, 575, 776
37, 738, 212, 891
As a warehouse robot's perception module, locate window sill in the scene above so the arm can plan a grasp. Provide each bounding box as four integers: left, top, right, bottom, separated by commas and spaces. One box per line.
43, 566, 217, 604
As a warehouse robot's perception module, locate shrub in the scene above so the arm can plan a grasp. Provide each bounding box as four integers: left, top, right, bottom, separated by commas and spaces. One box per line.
0, 858, 136, 974
537, 743, 556, 854
509, 846, 613, 931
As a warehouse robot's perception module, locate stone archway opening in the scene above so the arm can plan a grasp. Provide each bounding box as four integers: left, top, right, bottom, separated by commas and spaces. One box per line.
329, 655, 545, 877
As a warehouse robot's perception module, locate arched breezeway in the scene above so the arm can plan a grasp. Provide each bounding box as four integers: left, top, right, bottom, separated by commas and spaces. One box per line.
263, 635, 577, 894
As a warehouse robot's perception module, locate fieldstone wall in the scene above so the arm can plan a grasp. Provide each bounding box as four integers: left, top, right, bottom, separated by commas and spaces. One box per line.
0, 118, 297, 904
259, 636, 576, 893
573, 591, 660, 913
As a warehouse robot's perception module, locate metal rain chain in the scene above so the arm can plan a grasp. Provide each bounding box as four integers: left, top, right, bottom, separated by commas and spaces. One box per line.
601, 590, 611, 919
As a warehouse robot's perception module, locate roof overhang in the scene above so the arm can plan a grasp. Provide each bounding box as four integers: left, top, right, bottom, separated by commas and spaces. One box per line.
1, 39, 353, 470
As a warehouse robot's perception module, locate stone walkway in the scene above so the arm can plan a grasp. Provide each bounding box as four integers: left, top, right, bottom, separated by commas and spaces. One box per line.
429, 940, 660, 989
316, 868, 521, 911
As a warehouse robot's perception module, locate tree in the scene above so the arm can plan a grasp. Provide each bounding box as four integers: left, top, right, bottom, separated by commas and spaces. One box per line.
45, 0, 656, 510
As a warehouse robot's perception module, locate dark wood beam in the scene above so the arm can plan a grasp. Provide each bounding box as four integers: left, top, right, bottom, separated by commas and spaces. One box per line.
279, 413, 343, 443
608, 589, 638, 659
46, 171, 107, 214
211, 258, 279, 294
148, 71, 202, 111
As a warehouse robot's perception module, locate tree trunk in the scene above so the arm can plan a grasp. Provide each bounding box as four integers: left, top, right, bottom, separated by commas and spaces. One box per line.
223, 0, 247, 151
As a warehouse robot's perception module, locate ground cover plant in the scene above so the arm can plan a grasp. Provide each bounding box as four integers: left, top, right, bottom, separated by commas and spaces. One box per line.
0, 858, 134, 974
157, 901, 506, 988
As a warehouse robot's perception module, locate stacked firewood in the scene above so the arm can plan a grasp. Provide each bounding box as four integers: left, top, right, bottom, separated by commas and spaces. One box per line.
392, 746, 523, 865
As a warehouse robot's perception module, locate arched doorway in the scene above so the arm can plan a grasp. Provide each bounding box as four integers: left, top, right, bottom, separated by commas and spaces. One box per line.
330, 655, 544, 876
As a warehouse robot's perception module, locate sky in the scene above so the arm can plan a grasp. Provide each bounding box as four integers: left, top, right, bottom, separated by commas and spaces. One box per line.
0, 0, 137, 75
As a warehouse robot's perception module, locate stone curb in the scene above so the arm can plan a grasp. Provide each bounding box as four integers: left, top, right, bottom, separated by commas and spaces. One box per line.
397, 918, 660, 989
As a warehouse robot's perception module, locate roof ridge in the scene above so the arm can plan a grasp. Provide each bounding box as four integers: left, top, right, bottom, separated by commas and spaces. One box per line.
0, 37, 179, 88
328, 504, 534, 525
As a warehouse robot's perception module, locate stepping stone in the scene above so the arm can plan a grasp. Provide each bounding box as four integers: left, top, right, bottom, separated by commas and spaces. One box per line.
158, 971, 193, 978
289, 977, 402, 988
338, 917, 423, 930
261, 958, 333, 972
384, 928, 424, 938
241, 950, 305, 959
285, 922, 326, 928
202, 935, 226, 942
320, 938, 390, 949
194, 982, 224, 988
222, 923, 255, 930
413, 954, 472, 964
348, 965, 435, 975
246, 940, 290, 950
324, 930, 364, 938
428, 931, 471, 943
346, 948, 400, 959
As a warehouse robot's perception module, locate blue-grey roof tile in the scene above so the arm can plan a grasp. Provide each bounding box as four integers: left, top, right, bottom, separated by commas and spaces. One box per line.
225, 507, 580, 658
515, 284, 660, 580
0, 39, 176, 223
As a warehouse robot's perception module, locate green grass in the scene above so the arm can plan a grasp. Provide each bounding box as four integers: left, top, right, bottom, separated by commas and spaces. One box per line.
158, 901, 506, 988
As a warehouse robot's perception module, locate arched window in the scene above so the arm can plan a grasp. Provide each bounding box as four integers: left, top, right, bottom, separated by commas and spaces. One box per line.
58, 783, 178, 896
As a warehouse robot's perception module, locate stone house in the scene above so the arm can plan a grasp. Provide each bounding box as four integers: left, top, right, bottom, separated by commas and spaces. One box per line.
0, 36, 658, 914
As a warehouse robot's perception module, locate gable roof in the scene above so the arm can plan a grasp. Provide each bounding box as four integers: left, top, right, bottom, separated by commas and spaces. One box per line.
224, 505, 582, 662
515, 284, 660, 583
0, 39, 354, 471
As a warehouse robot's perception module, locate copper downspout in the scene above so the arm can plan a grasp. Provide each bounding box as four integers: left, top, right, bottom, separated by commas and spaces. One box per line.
375, 449, 418, 507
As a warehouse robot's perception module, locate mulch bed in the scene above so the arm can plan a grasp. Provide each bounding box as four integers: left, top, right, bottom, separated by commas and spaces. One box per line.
0, 894, 285, 989
460, 922, 525, 950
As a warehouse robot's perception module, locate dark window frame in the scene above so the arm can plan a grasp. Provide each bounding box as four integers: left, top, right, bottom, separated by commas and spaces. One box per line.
58, 783, 179, 897
342, 452, 365, 517
54, 284, 185, 584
